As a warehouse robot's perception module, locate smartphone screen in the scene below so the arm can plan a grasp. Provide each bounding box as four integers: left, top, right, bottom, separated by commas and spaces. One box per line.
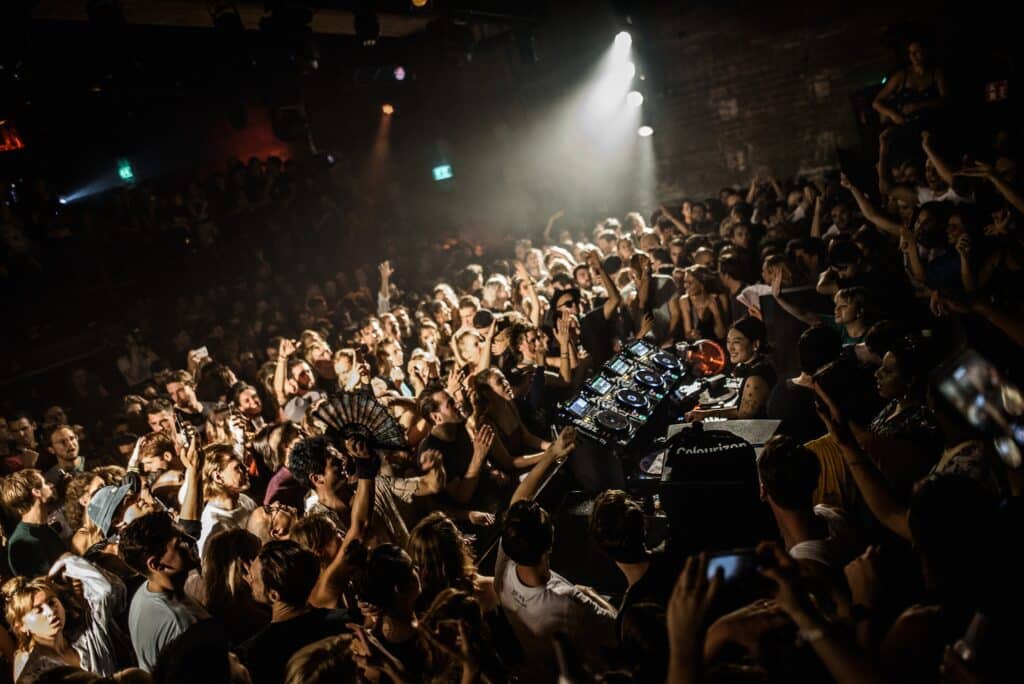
936, 349, 1023, 465
707, 550, 758, 582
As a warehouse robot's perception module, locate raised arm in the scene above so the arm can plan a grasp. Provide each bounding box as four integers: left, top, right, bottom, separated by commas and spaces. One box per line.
877, 128, 894, 197
342, 439, 377, 548
273, 338, 296, 408
771, 270, 821, 327
840, 173, 902, 237
810, 196, 824, 239
587, 250, 621, 320
179, 438, 203, 523
510, 427, 575, 506
659, 204, 690, 236
898, 228, 927, 285
377, 260, 393, 315
961, 162, 1024, 214
920, 131, 956, 186
448, 425, 493, 505
543, 208, 565, 243
815, 387, 911, 540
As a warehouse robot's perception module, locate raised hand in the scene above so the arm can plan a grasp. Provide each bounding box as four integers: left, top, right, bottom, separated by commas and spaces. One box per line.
468, 510, 496, 526
955, 234, 972, 258
550, 426, 576, 461
378, 260, 394, 281
839, 172, 853, 190
472, 424, 494, 459
279, 337, 297, 358
667, 553, 722, 656
180, 435, 201, 471
555, 311, 572, 347
345, 437, 371, 460
756, 542, 814, 618
770, 268, 784, 298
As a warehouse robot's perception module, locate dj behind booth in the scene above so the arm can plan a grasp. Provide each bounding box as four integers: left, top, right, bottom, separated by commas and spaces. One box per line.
546, 336, 779, 588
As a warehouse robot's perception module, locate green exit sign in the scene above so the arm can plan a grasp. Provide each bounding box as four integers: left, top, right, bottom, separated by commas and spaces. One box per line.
117, 158, 136, 182
432, 164, 453, 181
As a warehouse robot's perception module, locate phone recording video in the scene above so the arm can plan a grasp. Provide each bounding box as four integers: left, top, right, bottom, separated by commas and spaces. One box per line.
936, 349, 1024, 467
706, 549, 759, 583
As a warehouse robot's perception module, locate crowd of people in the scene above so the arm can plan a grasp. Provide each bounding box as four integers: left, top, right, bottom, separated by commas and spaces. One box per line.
1, 37, 1023, 684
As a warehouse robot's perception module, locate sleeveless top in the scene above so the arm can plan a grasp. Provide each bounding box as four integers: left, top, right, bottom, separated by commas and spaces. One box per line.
686, 296, 720, 341
893, 68, 940, 121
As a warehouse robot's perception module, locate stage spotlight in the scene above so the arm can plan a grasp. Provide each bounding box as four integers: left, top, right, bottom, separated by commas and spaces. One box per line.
626, 90, 644, 107
615, 31, 631, 49
411, 0, 429, 7
382, 103, 394, 115
613, 61, 636, 81
58, 197, 68, 205
393, 66, 406, 81
638, 125, 653, 137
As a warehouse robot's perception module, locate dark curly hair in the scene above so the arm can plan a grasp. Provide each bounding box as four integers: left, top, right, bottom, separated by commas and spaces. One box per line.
287, 435, 330, 490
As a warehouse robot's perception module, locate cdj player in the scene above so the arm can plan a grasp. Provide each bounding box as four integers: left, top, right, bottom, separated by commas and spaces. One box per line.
558, 339, 686, 448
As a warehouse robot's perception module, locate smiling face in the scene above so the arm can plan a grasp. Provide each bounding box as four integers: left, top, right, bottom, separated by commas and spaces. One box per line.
148, 410, 175, 436
726, 327, 757, 365
237, 387, 262, 417
487, 370, 514, 401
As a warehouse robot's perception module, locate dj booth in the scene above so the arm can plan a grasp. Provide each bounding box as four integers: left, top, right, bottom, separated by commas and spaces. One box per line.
548, 339, 778, 573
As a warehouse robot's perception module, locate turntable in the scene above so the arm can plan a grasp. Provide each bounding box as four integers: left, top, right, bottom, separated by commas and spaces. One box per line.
595, 409, 630, 432
651, 351, 682, 373
634, 369, 664, 391
614, 388, 648, 411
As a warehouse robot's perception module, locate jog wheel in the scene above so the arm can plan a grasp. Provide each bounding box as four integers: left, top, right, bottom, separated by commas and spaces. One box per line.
595, 410, 630, 432
651, 351, 681, 371
615, 388, 648, 411
635, 369, 664, 390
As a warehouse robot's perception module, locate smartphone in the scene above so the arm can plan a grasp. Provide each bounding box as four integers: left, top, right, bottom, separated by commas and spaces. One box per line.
190, 345, 209, 360
935, 349, 1024, 467
706, 548, 759, 583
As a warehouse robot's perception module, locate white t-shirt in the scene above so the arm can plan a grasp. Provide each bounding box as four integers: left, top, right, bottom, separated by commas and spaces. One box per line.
197, 493, 257, 557
494, 541, 617, 681
788, 504, 856, 570
917, 185, 971, 205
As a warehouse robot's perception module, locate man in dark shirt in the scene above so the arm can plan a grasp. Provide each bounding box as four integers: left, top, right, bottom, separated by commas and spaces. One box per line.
589, 489, 681, 637
236, 541, 350, 684
0, 468, 65, 576
417, 388, 504, 520
578, 251, 624, 368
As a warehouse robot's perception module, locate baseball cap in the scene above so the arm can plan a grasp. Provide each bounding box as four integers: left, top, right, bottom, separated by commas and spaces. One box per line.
88, 481, 134, 539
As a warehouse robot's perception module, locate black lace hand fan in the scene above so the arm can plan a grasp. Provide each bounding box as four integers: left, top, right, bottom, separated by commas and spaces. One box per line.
312, 390, 409, 451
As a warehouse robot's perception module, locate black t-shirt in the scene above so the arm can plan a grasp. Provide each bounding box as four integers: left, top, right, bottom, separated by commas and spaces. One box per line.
616, 552, 682, 636
235, 608, 350, 684
580, 306, 616, 368
766, 379, 826, 444
419, 426, 474, 480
